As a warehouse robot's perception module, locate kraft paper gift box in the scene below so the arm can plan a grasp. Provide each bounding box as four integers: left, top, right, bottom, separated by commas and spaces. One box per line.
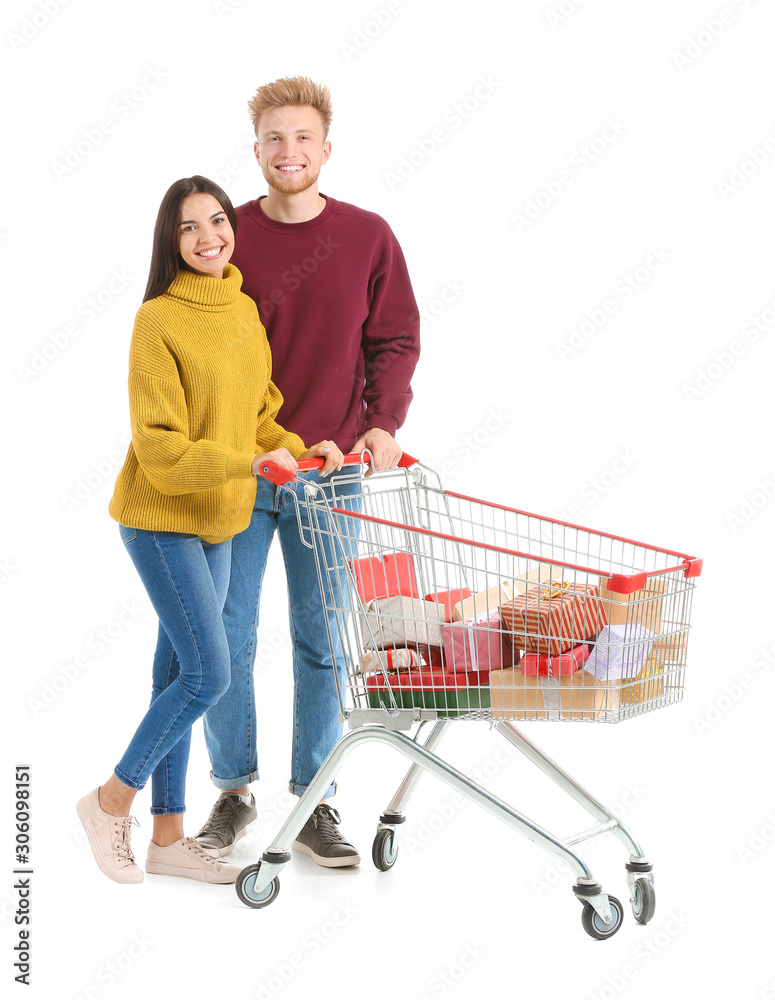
620, 632, 687, 705
583, 624, 656, 682
598, 576, 666, 633
489, 665, 616, 720
441, 611, 515, 674
452, 582, 514, 624
451, 566, 565, 623
522, 642, 590, 677
500, 582, 608, 657
425, 588, 473, 623
361, 595, 447, 652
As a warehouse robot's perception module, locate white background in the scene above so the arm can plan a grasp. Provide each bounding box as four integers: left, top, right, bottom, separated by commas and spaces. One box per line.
3, 0, 773, 997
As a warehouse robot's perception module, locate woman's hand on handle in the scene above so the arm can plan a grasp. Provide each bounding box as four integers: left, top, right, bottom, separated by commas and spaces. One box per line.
252, 449, 298, 477
299, 440, 344, 478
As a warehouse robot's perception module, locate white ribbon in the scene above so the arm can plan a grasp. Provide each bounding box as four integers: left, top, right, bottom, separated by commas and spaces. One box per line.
540, 675, 563, 720
463, 610, 498, 672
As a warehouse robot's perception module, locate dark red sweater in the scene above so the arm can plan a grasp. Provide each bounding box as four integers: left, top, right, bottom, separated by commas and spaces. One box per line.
231, 195, 420, 453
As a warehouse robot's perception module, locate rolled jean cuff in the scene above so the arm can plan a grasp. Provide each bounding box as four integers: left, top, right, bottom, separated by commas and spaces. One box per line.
113, 765, 145, 791
290, 779, 337, 800
150, 805, 186, 816
210, 769, 257, 791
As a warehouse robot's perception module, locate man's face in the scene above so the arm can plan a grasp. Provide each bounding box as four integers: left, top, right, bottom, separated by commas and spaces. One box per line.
255, 105, 331, 195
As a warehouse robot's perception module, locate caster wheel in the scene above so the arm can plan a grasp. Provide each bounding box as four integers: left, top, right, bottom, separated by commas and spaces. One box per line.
631, 878, 656, 924
581, 895, 624, 940
235, 864, 280, 909
372, 828, 398, 871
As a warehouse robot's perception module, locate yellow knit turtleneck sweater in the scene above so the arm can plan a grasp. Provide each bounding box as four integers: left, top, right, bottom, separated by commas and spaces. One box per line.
109, 264, 305, 543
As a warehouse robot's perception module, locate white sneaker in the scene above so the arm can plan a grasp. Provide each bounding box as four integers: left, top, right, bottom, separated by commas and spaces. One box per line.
145, 837, 242, 883
76, 787, 144, 884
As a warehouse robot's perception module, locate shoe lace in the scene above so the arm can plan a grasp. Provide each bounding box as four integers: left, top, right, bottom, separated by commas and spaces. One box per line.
111, 815, 139, 865
203, 796, 239, 840
184, 837, 221, 866
311, 804, 344, 846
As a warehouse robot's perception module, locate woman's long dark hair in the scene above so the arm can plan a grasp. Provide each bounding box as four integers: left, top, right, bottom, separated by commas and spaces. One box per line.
143, 175, 238, 303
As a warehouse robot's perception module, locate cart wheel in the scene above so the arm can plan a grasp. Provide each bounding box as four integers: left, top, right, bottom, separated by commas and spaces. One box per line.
372, 828, 398, 871
631, 878, 656, 924
581, 895, 624, 940
235, 864, 280, 909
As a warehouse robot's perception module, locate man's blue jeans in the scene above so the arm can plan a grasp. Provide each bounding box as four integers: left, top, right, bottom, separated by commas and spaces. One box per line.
115, 526, 232, 815
204, 470, 361, 799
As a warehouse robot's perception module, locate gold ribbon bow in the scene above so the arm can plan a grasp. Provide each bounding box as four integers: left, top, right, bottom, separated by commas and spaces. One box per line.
542, 580, 573, 600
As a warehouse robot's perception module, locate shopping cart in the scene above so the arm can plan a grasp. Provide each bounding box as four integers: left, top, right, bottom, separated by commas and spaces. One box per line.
235, 453, 701, 939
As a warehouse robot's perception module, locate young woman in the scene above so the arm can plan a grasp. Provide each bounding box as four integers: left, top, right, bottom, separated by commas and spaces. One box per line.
77, 176, 343, 884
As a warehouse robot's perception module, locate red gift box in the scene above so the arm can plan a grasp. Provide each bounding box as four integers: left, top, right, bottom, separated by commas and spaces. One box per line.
500, 582, 607, 657
365, 666, 490, 714
522, 643, 590, 677
441, 612, 513, 673
365, 667, 490, 691
424, 588, 472, 623
350, 552, 418, 603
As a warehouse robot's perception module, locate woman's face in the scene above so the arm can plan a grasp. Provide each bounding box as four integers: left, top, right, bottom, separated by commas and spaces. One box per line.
177, 192, 234, 278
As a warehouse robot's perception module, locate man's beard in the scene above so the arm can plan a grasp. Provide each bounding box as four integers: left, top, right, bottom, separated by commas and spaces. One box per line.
263, 163, 320, 195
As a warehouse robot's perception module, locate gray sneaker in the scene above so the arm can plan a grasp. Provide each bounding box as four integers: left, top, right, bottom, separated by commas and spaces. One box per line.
195, 793, 257, 857
292, 804, 361, 868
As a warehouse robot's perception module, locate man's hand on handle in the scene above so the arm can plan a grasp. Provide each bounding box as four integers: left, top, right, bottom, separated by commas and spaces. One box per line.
351, 428, 402, 478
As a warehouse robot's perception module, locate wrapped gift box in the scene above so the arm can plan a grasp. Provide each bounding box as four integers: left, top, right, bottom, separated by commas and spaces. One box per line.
619, 632, 687, 705
442, 611, 515, 673
619, 655, 664, 705
451, 566, 564, 623
361, 648, 424, 674
583, 624, 656, 682
350, 552, 418, 604
522, 642, 589, 677
425, 588, 472, 623
366, 667, 490, 716
452, 582, 514, 623
598, 576, 666, 632
361, 595, 447, 651
500, 582, 607, 656
649, 632, 688, 663
489, 666, 617, 720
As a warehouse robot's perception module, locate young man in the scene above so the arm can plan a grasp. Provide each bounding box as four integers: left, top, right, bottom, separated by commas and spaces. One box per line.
196, 77, 420, 866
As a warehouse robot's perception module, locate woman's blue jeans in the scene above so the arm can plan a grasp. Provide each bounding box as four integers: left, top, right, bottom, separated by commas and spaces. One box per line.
114, 525, 232, 815
203, 471, 361, 799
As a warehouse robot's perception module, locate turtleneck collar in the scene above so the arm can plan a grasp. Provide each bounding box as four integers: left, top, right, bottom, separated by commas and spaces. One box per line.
165, 263, 243, 309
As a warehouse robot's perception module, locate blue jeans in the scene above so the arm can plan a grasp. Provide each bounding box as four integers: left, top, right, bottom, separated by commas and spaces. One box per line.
115, 526, 232, 815
204, 471, 361, 799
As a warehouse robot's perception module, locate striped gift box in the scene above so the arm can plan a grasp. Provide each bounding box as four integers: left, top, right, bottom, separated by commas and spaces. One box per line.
500, 582, 608, 657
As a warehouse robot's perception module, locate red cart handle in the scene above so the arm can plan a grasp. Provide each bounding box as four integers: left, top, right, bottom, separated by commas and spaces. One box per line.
258, 451, 419, 486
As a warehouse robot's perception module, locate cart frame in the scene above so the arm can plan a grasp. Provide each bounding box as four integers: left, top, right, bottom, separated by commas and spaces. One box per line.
234, 454, 700, 939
